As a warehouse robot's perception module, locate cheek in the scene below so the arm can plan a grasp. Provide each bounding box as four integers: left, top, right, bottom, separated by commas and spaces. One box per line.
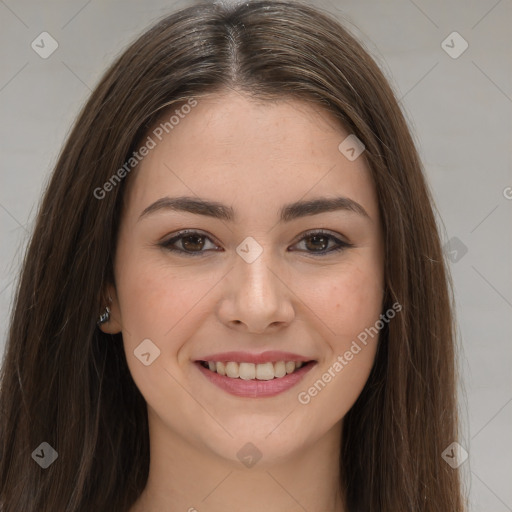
117, 258, 208, 340
296, 263, 383, 426
301, 258, 384, 342
115, 247, 225, 370
114, 252, 214, 412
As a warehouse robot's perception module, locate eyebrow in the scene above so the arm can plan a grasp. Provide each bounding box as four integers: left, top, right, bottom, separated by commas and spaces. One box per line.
138, 195, 371, 223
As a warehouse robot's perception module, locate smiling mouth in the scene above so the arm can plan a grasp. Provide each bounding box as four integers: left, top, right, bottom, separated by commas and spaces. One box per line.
198, 360, 316, 380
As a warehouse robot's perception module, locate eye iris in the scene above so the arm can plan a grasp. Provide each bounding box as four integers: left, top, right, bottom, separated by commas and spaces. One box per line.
306, 234, 328, 251
182, 235, 204, 251
172, 233, 337, 253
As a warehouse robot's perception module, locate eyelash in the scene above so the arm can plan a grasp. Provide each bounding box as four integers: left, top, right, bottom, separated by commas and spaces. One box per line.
159, 229, 353, 257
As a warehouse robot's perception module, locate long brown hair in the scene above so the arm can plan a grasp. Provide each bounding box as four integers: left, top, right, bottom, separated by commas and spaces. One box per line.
0, 1, 465, 510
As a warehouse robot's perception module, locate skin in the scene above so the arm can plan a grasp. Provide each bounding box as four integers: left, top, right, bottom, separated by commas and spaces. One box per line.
100, 89, 384, 512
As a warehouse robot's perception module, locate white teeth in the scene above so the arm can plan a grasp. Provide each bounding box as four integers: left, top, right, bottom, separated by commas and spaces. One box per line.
256, 362, 274, 380
274, 361, 286, 378
239, 362, 256, 380
285, 361, 296, 374
225, 361, 239, 378
204, 360, 308, 380
216, 361, 226, 376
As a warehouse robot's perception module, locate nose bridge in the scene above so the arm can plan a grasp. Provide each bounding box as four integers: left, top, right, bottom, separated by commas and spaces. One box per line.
222, 236, 293, 332
235, 238, 279, 304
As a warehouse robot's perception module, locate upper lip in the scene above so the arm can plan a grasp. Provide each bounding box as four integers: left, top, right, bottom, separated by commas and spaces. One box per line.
196, 351, 314, 364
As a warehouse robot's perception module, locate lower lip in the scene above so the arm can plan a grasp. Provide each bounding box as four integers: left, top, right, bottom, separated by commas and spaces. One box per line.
195, 361, 316, 398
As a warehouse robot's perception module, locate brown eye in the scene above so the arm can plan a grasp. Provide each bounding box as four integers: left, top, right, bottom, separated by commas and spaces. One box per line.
181, 234, 206, 251
160, 229, 352, 257
160, 230, 220, 255
291, 230, 353, 255
304, 234, 330, 252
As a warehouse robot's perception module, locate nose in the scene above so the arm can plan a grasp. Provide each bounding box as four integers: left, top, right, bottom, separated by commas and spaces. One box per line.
217, 248, 295, 334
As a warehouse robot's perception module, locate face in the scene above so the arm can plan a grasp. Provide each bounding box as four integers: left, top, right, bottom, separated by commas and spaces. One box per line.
102, 90, 384, 467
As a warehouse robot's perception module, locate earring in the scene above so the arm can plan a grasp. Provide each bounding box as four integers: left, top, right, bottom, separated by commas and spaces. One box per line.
97, 294, 113, 326
97, 306, 110, 325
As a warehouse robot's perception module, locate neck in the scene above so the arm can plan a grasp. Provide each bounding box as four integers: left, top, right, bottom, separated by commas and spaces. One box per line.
130, 412, 346, 512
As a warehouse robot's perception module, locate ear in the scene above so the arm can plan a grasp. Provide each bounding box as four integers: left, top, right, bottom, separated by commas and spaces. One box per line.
97, 283, 123, 334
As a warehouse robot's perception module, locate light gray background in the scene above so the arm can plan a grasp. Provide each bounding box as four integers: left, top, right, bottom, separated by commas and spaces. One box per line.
0, 0, 510, 510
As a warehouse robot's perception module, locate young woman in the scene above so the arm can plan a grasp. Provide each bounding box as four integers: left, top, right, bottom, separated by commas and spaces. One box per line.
0, 1, 466, 510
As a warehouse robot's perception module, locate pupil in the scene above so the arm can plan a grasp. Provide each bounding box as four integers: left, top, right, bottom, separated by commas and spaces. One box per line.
183, 235, 203, 251
307, 235, 327, 251
181, 235, 329, 252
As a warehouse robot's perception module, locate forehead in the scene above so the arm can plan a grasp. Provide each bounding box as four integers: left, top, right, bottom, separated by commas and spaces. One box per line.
123, 91, 379, 225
